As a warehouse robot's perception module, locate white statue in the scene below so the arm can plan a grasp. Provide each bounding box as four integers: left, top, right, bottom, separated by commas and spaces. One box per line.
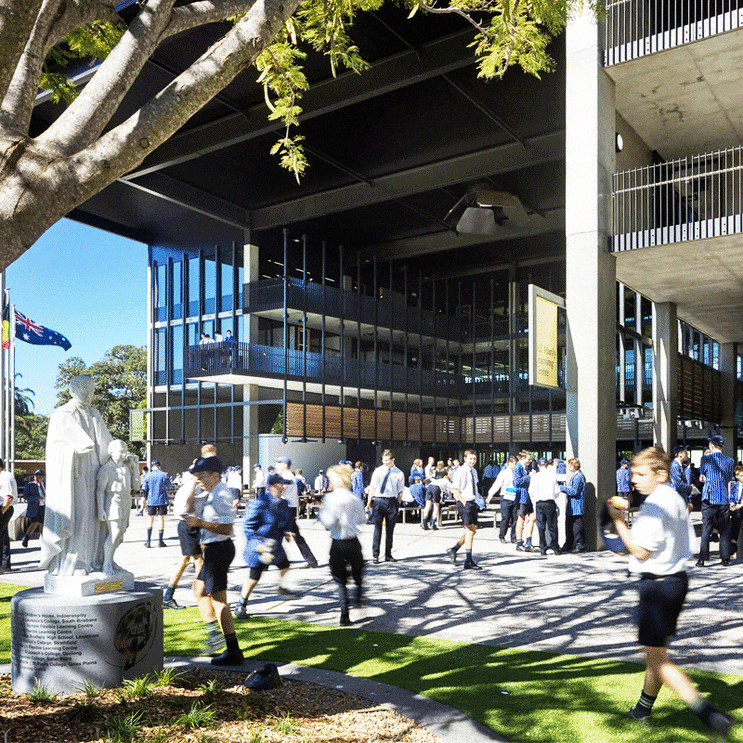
41, 375, 113, 576
97, 439, 140, 575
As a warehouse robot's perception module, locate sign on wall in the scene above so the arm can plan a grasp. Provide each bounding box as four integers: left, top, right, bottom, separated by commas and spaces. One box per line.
528, 284, 566, 390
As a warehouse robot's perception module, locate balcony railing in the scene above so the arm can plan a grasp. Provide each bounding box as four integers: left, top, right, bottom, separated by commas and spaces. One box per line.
611, 146, 743, 251
243, 277, 526, 342
604, 0, 743, 66
182, 342, 554, 400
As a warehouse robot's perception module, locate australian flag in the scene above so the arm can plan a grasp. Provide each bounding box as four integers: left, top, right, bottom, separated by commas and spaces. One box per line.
14, 309, 71, 351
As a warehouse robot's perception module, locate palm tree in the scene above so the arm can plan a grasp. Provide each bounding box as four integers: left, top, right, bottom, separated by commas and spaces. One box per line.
14, 373, 35, 416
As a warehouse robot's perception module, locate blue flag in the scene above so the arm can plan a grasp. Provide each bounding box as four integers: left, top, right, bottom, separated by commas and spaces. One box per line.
14, 309, 71, 351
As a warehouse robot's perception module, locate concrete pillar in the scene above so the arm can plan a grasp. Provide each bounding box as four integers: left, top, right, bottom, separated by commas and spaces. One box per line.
565, 9, 617, 550
242, 237, 260, 472
719, 343, 736, 458
652, 302, 678, 452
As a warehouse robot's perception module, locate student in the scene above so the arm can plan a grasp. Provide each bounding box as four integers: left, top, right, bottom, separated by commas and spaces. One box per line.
530, 458, 560, 555
488, 456, 517, 543
317, 464, 366, 626
234, 472, 295, 620
513, 451, 536, 552
445, 449, 481, 569
183, 455, 243, 666
560, 457, 585, 552
366, 449, 405, 564
608, 447, 734, 736
729, 465, 743, 558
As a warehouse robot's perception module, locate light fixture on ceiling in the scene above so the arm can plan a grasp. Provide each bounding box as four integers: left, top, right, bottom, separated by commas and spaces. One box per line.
445, 184, 529, 235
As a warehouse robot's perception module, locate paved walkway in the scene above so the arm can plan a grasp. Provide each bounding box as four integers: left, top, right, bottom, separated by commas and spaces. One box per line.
3, 507, 742, 741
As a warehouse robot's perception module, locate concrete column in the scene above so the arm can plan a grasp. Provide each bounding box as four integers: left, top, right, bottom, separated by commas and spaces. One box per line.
565, 9, 617, 550
340, 274, 353, 407
719, 343, 736, 458
652, 302, 678, 452
242, 237, 260, 472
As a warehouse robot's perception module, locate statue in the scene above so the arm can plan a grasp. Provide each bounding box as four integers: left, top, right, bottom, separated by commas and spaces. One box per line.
40, 375, 113, 577
97, 439, 140, 576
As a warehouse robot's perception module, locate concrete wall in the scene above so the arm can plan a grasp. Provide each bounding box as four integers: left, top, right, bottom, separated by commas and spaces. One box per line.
258, 434, 347, 483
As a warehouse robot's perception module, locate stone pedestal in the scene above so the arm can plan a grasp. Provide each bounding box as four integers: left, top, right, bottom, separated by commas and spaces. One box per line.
44, 568, 135, 597
11, 584, 163, 694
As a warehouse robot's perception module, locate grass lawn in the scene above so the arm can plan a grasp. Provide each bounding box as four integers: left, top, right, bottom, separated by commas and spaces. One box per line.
3, 583, 742, 743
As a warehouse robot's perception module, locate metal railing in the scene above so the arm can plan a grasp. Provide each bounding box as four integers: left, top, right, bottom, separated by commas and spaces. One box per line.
243, 277, 526, 342
182, 342, 550, 399
604, 0, 743, 66
611, 146, 743, 251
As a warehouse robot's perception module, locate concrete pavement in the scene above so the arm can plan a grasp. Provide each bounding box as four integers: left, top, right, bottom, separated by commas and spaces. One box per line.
3, 506, 742, 740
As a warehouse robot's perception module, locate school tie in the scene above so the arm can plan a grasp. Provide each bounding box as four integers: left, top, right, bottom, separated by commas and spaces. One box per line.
380, 470, 390, 496
470, 469, 477, 496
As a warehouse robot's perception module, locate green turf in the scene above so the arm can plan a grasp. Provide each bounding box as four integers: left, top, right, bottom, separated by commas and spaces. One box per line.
2, 584, 741, 742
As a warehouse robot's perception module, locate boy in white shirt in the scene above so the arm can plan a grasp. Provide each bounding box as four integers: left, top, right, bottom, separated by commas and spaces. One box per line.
529, 458, 560, 555
608, 447, 734, 737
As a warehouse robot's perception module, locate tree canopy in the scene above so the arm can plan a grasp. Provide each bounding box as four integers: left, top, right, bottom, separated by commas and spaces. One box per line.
0, 0, 596, 269
55, 344, 147, 457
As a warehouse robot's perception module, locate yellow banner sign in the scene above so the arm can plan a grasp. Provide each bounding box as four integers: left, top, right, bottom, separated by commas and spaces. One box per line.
534, 295, 558, 388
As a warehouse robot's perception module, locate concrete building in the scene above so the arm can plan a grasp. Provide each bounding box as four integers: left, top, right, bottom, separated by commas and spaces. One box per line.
34, 2, 743, 544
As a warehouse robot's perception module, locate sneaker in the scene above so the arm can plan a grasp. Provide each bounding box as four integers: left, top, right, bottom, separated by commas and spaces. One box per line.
626, 708, 651, 722
163, 598, 181, 610
278, 585, 297, 596
445, 547, 457, 565
234, 604, 250, 620
524, 545, 536, 553
211, 648, 244, 666
516, 543, 525, 552
203, 635, 224, 656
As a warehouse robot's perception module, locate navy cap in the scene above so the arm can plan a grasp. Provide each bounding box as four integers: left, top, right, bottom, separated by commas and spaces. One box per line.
275, 456, 291, 466
267, 473, 286, 487
619, 459, 629, 465
267, 465, 275, 472
151, 460, 161, 466
33, 469, 44, 476
538, 457, 548, 466
708, 434, 725, 447
672, 445, 688, 457
189, 456, 223, 474
318, 469, 325, 473
253, 463, 261, 469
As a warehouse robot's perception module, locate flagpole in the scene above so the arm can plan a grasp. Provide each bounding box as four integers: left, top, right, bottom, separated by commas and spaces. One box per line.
10, 302, 16, 474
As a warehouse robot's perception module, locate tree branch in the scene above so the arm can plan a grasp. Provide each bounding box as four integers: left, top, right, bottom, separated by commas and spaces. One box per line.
1, 0, 122, 137
417, 1, 489, 37
163, 0, 259, 39
38, 0, 177, 154
0, 0, 45, 106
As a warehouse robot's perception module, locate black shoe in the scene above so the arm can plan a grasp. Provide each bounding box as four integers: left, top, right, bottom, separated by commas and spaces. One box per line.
698, 704, 734, 737
626, 708, 651, 722
696, 559, 706, 567
540, 550, 547, 556
554, 548, 563, 555
278, 585, 297, 596
431, 522, 438, 531
211, 648, 244, 666
144, 542, 151, 548
385, 556, 397, 562
524, 544, 536, 553
516, 543, 525, 552
463, 560, 482, 570
158, 541, 167, 548
21, 536, 29, 548
421, 522, 429, 530
339, 615, 352, 626
445, 547, 457, 565
305, 561, 319, 568
372, 558, 380, 564
234, 604, 250, 620
571, 546, 585, 553
721, 559, 731, 566
499, 537, 507, 544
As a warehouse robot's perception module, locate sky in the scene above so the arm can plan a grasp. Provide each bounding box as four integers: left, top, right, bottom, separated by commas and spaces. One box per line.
6, 218, 148, 417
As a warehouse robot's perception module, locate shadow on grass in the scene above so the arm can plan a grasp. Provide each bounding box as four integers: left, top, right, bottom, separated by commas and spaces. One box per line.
163, 611, 743, 743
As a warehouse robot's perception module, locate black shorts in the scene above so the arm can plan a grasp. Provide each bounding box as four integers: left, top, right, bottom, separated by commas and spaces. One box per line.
29, 505, 45, 524
177, 519, 202, 557
456, 501, 479, 526
637, 572, 688, 647
197, 539, 235, 595
148, 504, 168, 516
518, 500, 533, 516
249, 556, 291, 581
426, 485, 442, 504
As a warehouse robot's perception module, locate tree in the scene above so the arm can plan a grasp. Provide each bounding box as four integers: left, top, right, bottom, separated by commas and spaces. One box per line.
55, 344, 147, 457
15, 412, 49, 460
0, 0, 595, 270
